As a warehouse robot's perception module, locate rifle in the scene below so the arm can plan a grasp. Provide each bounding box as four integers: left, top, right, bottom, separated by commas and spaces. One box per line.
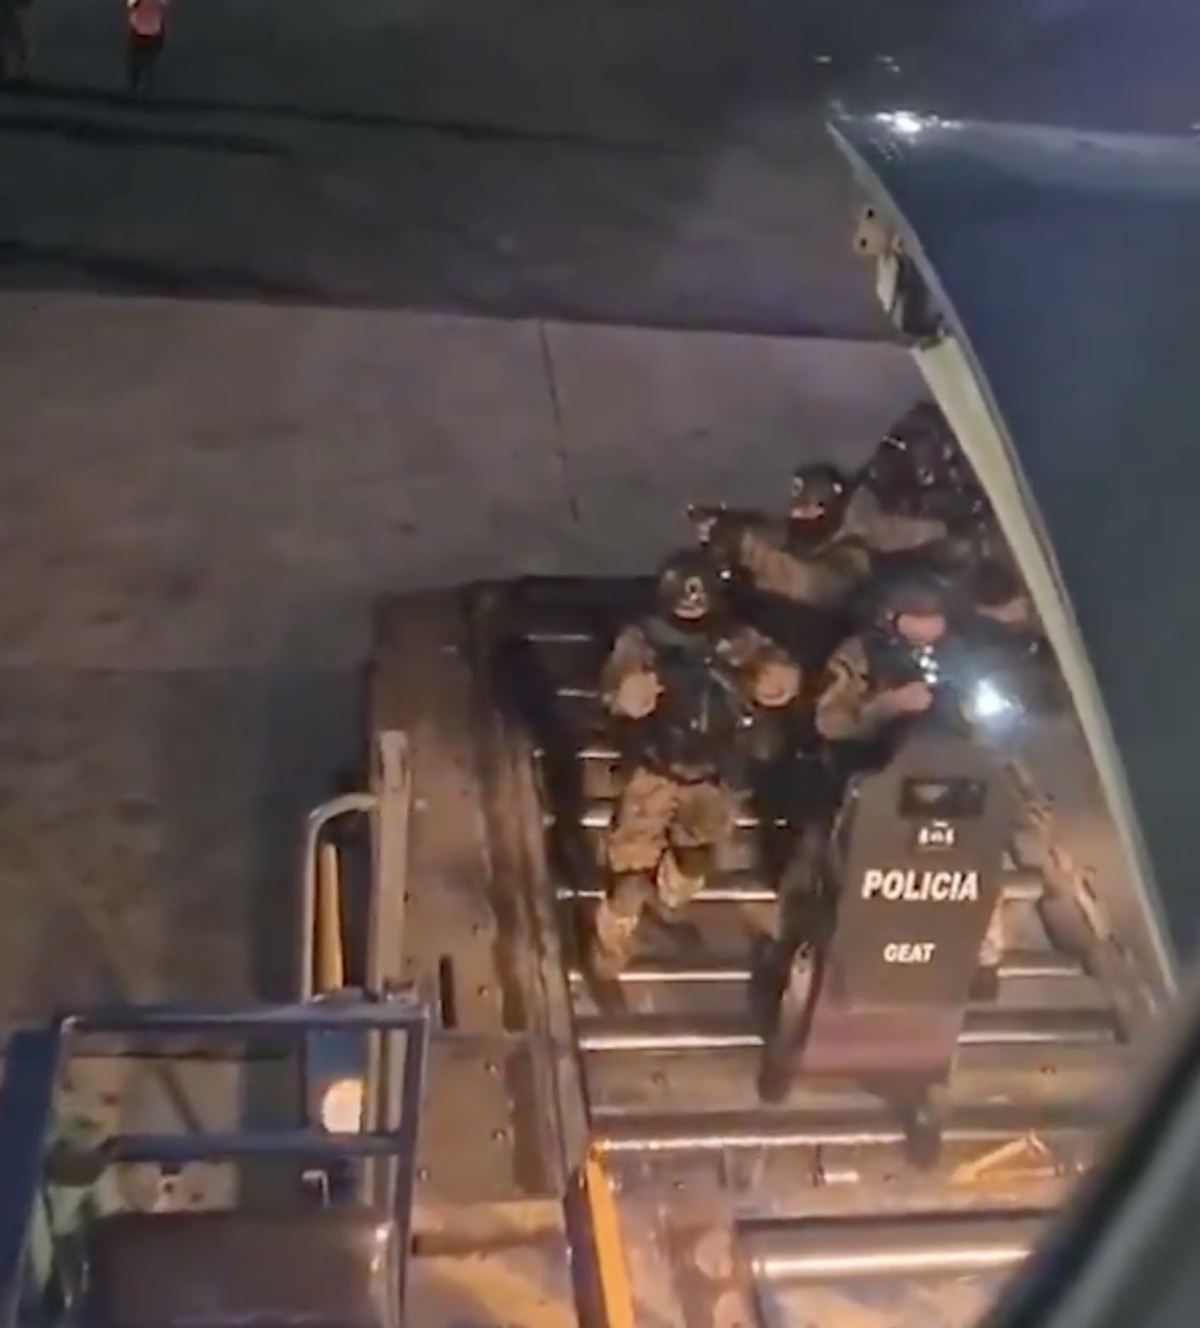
639, 616, 782, 766
641, 616, 751, 709
686, 504, 771, 580
876, 638, 1033, 738
686, 502, 770, 544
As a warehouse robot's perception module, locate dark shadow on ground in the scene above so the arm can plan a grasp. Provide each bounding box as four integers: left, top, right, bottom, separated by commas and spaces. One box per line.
5, 79, 687, 153
0, 0, 981, 336
0, 105, 285, 154
0, 662, 357, 1032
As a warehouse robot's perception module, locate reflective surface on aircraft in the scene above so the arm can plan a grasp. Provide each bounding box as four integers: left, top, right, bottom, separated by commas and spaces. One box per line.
816, 109, 1200, 1328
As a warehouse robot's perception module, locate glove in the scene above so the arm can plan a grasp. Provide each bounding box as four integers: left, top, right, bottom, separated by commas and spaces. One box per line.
706, 512, 750, 568
612, 671, 661, 719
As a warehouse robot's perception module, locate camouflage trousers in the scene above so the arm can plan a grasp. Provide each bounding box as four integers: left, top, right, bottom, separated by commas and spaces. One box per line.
591, 766, 736, 976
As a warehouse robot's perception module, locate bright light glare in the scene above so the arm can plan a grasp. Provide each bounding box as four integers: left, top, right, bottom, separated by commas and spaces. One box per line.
319, 1077, 365, 1134
877, 110, 925, 137
970, 680, 1013, 722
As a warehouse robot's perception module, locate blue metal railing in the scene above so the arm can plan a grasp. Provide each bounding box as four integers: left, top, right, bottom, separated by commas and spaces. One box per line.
0, 1029, 66, 1328
0, 993, 430, 1328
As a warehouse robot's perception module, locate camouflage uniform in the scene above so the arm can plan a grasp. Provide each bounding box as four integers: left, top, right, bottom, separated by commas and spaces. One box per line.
815, 634, 918, 745
721, 489, 947, 626
815, 633, 1007, 973
732, 519, 873, 615
843, 485, 949, 557
591, 619, 801, 977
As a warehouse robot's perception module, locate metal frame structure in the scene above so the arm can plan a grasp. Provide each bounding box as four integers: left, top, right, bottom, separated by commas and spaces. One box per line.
298, 730, 412, 1002
0, 995, 431, 1328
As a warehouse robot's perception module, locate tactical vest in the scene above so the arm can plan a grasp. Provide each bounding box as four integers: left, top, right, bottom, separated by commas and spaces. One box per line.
861, 632, 983, 735
635, 617, 752, 782
743, 526, 863, 670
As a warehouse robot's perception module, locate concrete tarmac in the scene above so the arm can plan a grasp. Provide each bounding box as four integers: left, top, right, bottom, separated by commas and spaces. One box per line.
0, 292, 917, 1027
3, 0, 1195, 1027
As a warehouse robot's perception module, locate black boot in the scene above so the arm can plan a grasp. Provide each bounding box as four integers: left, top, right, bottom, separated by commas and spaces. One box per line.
902, 1096, 943, 1172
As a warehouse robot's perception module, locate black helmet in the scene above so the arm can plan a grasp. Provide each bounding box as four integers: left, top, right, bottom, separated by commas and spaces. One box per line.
656, 549, 723, 623
903, 433, 960, 490
874, 566, 950, 626
892, 398, 946, 441
968, 557, 1024, 609
861, 436, 911, 498
878, 399, 959, 487
790, 462, 851, 533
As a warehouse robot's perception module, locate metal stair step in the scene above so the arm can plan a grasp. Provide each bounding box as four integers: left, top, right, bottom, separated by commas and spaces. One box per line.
566, 949, 1111, 1018
569, 950, 1082, 987
575, 1005, 1120, 1054
558, 871, 1043, 906
738, 1208, 1046, 1284
590, 1097, 1108, 1155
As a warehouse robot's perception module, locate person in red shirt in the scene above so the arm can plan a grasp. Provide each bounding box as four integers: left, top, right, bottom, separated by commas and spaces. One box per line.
125, 0, 167, 96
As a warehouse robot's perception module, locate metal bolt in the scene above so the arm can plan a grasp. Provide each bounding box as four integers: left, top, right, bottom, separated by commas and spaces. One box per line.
483, 1061, 498, 1075
477, 984, 491, 997
492, 1128, 508, 1142
417, 1168, 430, 1182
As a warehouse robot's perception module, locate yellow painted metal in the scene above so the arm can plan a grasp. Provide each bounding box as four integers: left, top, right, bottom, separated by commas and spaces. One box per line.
315, 839, 346, 993
582, 1151, 636, 1328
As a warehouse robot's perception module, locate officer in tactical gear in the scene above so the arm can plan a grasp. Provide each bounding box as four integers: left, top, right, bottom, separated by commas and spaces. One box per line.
815, 567, 1008, 996
693, 454, 964, 632
815, 568, 951, 745
691, 463, 872, 666
589, 550, 801, 980
964, 557, 1037, 635
847, 452, 957, 558
858, 403, 989, 562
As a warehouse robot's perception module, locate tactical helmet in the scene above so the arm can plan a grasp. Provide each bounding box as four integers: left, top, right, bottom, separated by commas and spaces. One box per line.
904, 433, 956, 489
876, 399, 961, 491
968, 557, 1024, 610
656, 549, 723, 622
874, 566, 950, 625
790, 462, 851, 523
860, 436, 910, 498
